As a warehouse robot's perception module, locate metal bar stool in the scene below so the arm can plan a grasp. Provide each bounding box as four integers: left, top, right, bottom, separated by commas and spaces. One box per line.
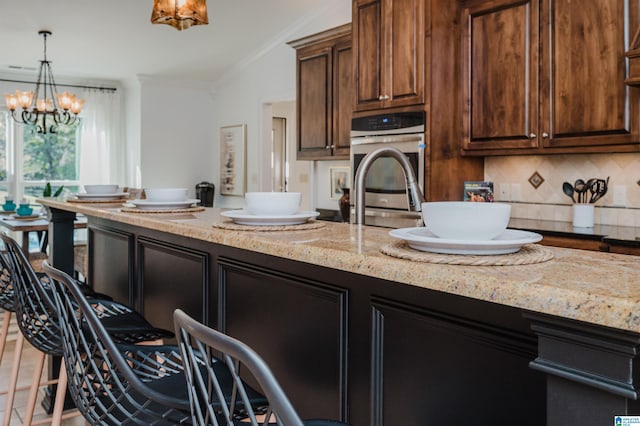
0, 233, 174, 425
43, 261, 192, 424
174, 309, 351, 426
43, 261, 271, 425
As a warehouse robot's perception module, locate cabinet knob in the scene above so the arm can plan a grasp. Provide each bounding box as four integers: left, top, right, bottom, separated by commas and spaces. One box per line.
542, 132, 549, 138
325, 146, 331, 150
378, 95, 390, 101
529, 133, 537, 139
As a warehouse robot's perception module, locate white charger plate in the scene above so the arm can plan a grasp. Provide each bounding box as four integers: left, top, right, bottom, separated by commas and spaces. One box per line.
389, 227, 542, 255
127, 198, 200, 210
75, 192, 128, 201
221, 210, 320, 226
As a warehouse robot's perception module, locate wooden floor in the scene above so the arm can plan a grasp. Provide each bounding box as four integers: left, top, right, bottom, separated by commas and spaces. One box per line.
0, 312, 89, 425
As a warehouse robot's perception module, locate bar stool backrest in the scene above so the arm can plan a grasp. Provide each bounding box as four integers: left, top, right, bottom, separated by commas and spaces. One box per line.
0, 240, 16, 312
174, 308, 311, 426
0, 233, 61, 355
43, 261, 192, 424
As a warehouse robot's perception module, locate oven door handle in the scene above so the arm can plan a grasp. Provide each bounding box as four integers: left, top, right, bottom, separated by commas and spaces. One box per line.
350, 134, 425, 146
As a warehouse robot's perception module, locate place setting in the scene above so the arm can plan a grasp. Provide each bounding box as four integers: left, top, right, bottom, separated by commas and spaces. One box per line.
382, 202, 553, 266
2, 197, 45, 221
68, 184, 129, 203
121, 188, 203, 213
217, 192, 323, 231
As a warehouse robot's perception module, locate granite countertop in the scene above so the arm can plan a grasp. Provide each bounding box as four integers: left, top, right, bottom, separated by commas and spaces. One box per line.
39, 198, 640, 334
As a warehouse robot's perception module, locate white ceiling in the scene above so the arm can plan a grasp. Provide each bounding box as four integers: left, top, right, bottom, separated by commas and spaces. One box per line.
0, 0, 329, 85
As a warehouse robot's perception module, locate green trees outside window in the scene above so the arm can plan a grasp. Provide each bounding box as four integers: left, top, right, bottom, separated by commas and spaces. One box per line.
0, 110, 81, 200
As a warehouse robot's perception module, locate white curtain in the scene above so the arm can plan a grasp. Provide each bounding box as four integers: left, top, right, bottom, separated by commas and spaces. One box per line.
79, 89, 125, 186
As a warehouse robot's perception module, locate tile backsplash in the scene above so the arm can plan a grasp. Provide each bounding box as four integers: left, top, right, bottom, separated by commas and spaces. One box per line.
484, 153, 640, 227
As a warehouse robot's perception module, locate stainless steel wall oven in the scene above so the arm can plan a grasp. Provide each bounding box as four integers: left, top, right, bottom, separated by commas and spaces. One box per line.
350, 111, 426, 228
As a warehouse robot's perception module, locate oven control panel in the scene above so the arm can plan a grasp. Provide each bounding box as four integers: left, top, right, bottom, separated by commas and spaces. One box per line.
351, 111, 425, 133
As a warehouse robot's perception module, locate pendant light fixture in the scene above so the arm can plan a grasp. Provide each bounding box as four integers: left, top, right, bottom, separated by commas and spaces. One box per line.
4, 31, 84, 134
151, 0, 209, 31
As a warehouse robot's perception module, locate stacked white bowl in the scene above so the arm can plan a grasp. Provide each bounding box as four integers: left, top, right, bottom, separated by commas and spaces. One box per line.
145, 188, 189, 202
245, 192, 301, 215
421, 201, 511, 241
84, 184, 119, 194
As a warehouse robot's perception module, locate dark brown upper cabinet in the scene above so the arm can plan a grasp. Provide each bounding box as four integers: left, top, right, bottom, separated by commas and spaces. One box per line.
289, 24, 353, 160
461, 0, 640, 155
353, 0, 426, 112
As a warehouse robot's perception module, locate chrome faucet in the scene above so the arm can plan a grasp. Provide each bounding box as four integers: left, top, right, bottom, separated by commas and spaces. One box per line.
353, 146, 425, 225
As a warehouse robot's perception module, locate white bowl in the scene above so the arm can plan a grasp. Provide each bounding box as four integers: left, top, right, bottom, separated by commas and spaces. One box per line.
84, 184, 119, 194
421, 202, 511, 241
145, 188, 189, 202
245, 192, 301, 216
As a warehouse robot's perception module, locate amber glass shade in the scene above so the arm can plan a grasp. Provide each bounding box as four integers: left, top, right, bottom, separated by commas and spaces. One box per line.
56, 91, 74, 110
4, 93, 18, 110
70, 98, 84, 115
151, 0, 208, 31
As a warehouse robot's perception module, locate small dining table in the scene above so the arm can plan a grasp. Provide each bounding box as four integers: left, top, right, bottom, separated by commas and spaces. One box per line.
0, 211, 87, 255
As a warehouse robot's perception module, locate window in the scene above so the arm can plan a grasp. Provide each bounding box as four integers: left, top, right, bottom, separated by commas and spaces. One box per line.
0, 109, 82, 203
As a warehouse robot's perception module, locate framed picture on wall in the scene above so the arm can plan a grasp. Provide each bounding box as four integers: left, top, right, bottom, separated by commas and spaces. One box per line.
220, 124, 246, 196
329, 167, 350, 200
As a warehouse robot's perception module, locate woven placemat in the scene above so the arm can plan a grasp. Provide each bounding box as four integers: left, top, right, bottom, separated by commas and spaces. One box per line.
67, 198, 128, 204
380, 241, 554, 266
120, 206, 205, 214
213, 221, 326, 232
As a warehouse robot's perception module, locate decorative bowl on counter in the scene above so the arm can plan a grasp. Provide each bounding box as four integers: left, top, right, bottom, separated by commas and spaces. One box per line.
144, 188, 189, 202
421, 201, 511, 241
84, 184, 119, 194
245, 192, 301, 216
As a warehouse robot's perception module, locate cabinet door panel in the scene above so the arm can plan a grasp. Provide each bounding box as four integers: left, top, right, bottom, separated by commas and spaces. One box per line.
89, 225, 133, 308
219, 259, 348, 421
462, 0, 539, 150
370, 299, 545, 425
543, 0, 637, 148
298, 48, 331, 158
354, 0, 385, 110
291, 25, 352, 160
388, 0, 425, 107
333, 40, 354, 156
138, 238, 207, 334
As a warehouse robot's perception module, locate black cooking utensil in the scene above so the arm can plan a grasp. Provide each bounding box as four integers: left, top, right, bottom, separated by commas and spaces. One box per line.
574, 179, 587, 203
562, 181, 576, 203
589, 176, 609, 204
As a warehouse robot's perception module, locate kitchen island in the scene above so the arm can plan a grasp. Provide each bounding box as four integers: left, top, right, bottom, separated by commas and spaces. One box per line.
39, 198, 640, 425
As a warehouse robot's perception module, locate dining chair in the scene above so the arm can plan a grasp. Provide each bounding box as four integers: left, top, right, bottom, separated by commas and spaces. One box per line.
174, 308, 350, 426
0, 233, 175, 425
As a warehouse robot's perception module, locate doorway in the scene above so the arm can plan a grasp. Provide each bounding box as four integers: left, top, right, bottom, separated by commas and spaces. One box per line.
272, 117, 286, 192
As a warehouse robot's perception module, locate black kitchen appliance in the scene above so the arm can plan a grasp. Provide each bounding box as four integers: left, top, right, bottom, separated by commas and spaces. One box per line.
195, 181, 215, 207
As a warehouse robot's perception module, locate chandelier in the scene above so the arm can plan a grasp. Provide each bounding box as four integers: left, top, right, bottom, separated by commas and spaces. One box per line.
4, 31, 84, 135
151, 0, 209, 31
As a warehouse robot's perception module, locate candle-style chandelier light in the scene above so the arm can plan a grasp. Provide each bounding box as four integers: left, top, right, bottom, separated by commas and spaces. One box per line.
4, 31, 84, 134
151, 0, 208, 31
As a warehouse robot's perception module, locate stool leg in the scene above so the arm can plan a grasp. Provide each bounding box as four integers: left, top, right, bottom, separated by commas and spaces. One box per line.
0, 310, 11, 366
23, 349, 46, 425
2, 332, 24, 426
50, 360, 68, 426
